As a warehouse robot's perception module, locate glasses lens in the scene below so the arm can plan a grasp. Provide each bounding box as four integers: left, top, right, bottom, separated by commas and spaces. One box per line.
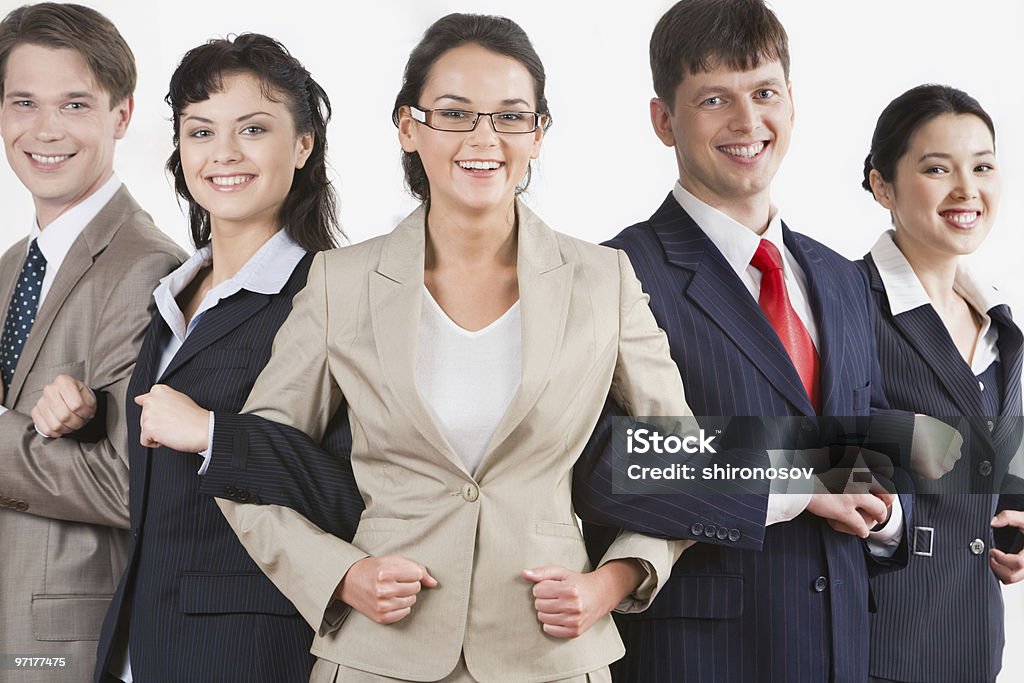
492, 112, 537, 134
429, 109, 477, 131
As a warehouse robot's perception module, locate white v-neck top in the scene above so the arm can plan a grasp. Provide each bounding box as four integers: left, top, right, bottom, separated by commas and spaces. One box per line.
416, 287, 521, 475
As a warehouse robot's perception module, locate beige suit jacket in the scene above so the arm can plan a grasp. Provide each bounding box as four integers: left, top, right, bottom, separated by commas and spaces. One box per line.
0, 186, 184, 681
220, 202, 693, 682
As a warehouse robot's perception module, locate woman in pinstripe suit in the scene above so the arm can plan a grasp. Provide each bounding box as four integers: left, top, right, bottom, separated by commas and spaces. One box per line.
861, 84, 1024, 683
31, 34, 351, 683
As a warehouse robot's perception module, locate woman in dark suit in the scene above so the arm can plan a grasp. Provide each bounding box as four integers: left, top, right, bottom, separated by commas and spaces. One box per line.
32, 34, 355, 683
861, 84, 1024, 683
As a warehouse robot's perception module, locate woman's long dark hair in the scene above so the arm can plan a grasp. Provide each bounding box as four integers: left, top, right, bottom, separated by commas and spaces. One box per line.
166, 33, 339, 250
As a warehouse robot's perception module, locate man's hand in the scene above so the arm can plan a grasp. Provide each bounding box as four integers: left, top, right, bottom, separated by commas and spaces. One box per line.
32, 374, 96, 437
336, 555, 438, 624
521, 558, 643, 638
135, 384, 210, 452
806, 475, 894, 538
991, 510, 1024, 584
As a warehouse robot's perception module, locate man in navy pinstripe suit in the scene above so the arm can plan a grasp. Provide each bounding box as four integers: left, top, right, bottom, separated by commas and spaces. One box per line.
573, 1, 915, 681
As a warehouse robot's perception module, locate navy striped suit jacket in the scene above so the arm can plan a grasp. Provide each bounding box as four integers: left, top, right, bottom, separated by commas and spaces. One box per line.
574, 196, 910, 683
93, 254, 358, 683
861, 254, 1024, 683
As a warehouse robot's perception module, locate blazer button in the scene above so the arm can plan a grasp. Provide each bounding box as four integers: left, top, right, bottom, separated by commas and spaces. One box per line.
970, 538, 985, 555
813, 576, 828, 592
462, 484, 479, 502
690, 522, 704, 537
728, 529, 741, 542
979, 460, 993, 476
703, 524, 717, 538
716, 526, 729, 540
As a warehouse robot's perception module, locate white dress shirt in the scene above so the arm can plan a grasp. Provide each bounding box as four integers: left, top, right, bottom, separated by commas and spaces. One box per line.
671, 183, 902, 553
870, 230, 1001, 375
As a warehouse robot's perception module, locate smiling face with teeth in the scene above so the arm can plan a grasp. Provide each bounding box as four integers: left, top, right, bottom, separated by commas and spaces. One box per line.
870, 113, 999, 267
0, 44, 132, 228
651, 60, 793, 231
397, 43, 543, 220
178, 71, 313, 239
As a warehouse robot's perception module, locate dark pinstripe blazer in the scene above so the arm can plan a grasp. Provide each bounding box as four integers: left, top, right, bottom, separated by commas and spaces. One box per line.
574, 195, 910, 683
93, 253, 354, 683
861, 253, 1024, 683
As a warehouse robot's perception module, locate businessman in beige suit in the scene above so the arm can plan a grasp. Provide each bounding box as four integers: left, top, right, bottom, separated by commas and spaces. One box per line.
0, 5, 184, 680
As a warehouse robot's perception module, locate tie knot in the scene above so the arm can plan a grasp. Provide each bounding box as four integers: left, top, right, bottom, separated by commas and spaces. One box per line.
751, 239, 783, 273
27, 239, 46, 267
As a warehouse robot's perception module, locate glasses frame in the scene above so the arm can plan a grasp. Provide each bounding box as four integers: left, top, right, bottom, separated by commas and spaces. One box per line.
409, 105, 544, 134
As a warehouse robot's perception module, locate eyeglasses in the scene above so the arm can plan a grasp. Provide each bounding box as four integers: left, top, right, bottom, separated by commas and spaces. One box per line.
409, 105, 544, 134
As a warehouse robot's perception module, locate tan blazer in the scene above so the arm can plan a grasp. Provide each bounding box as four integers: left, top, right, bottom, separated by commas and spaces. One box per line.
0, 186, 184, 682
220, 202, 693, 682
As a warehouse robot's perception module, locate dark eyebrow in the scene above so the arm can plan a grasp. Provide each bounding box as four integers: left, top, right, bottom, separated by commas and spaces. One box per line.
918, 150, 995, 162
182, 111, 276, 124
432, 94, 532, 109
434, 94, 471, 105
64, 91, 97, 100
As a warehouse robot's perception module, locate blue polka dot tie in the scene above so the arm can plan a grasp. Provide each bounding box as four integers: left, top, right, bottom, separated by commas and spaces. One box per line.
0, 239, 47, 393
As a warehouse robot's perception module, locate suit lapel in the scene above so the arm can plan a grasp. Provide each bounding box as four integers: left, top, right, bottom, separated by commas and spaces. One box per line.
864, 254, 986, 418
7, 188, 137, 404
129, 314, 168, 524
477, 203, 572, 475
990, 304, 1023, 446
651, 197, 814, 415
785, 228, 840, 415
157, 289, 270, 383
370, 206, 467, 474
0, 237, 27, 327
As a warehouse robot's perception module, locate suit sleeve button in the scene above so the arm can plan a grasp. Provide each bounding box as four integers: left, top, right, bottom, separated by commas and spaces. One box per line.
716, 526, 728, 540
813, 576, 828, 592
728, 529, 741, 542
225, 486, 237, 496
237, 489, 250, 502
703, 524, 717, 538
690, 522, 704, 536
15, 501, 29, 512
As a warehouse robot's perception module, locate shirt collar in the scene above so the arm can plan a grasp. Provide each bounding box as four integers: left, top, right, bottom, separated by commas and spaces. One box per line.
30, 173, 121, 263
153, 229, 306, 341
869, 229, 1007, 316
672, 181, 784, 276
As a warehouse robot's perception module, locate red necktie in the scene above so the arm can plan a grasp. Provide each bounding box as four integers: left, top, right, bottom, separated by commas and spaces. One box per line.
750, 239, 820, 412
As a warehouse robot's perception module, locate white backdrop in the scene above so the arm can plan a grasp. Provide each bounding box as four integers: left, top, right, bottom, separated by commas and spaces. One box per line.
1, 0, 1023, 677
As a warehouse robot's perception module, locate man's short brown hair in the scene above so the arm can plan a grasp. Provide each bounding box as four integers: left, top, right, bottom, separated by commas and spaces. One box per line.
650, 0, 789, 108
0, 3, 136, 107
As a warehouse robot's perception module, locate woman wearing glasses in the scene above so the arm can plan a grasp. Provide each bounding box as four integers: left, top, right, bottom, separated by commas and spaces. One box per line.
860, 85, 1024, 683
134, 13, 700, 682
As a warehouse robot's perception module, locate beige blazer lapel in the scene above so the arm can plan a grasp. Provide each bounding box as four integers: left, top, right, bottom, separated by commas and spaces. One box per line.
7, 186, 135, 404
0, 237, 27, 325
476, 201, 572, 478
369, 205, 468, 475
